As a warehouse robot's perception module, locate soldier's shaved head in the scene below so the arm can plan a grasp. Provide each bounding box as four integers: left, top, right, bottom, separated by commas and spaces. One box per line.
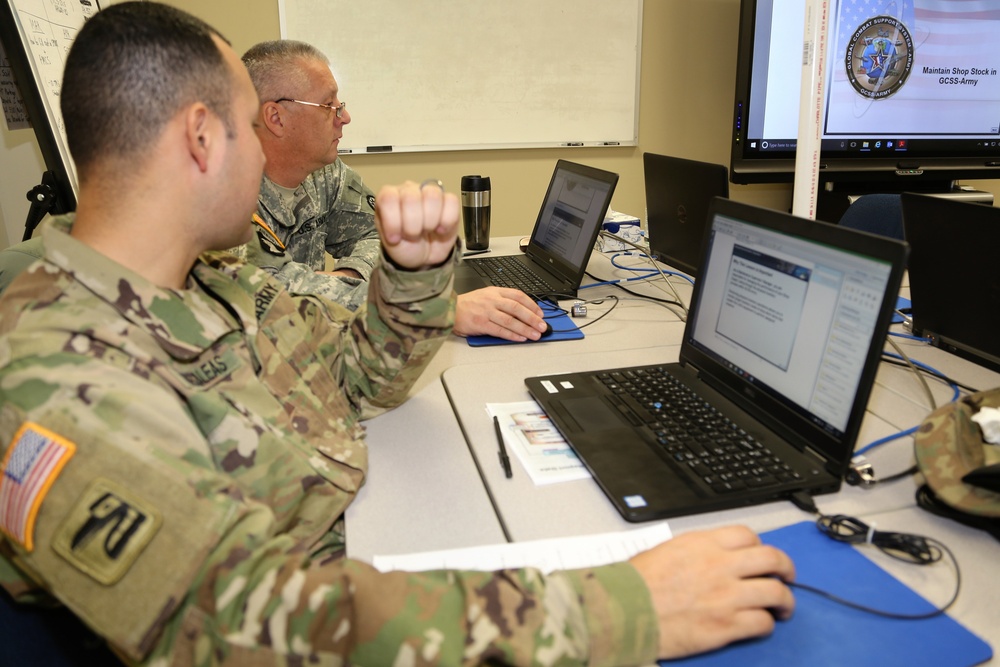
61, 2, 234, 183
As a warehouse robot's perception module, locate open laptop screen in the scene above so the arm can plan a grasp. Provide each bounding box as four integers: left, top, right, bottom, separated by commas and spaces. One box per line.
528, 165, 615, 270
688, 212, 894, 438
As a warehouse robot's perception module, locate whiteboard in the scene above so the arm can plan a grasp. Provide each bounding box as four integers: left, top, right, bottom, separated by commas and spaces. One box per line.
0, 0, 98, 200
279, 0, 642, 154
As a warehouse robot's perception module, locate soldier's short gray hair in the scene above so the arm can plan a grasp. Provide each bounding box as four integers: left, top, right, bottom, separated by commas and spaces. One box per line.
242, 40, 331, 103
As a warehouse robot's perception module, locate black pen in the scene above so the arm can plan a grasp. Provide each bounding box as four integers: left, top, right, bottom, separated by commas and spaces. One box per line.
462, 248, 492, 257
493, 415, 513, 478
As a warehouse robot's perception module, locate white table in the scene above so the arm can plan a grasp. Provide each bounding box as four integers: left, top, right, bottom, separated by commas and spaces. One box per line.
347, 238, 999, 664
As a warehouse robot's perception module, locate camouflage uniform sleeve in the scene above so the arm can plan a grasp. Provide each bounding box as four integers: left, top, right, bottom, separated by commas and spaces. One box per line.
171, 557, 660, 667
319, 161, 380, 279
286, 246, 457, 419
228, 220, 369, 311
277, 261, 368, 311
0, 358, 659, 666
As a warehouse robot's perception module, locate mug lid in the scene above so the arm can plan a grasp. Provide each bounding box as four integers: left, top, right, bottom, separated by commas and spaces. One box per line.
461, 175, 490, 191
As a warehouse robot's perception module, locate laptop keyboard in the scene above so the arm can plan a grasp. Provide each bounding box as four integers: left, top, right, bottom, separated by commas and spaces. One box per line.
595, 366, 804, 494
469, 255, 552, 293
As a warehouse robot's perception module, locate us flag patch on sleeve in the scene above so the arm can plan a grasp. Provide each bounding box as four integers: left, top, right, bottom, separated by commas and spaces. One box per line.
0, 423, 76, 552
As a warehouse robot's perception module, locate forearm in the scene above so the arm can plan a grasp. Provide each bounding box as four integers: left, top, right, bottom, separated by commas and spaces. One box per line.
159, 542, 657, 667
342, 255, 455, 416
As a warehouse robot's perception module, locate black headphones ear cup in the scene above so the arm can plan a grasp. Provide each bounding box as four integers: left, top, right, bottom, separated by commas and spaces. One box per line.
962, 463, 1000, 494
916, 485, 1000, 542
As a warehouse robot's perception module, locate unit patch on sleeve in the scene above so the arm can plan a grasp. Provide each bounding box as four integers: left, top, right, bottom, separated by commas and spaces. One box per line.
53, 477, 162, 585
0, 423, 77, 552
256, 226, 286, 257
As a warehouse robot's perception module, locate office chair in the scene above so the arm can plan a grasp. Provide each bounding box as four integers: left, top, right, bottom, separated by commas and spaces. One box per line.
0, 588, 122, 665
836, 193, 905, 240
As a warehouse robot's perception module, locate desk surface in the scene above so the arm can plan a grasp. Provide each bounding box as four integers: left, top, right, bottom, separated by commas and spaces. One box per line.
347, 237, 999, 664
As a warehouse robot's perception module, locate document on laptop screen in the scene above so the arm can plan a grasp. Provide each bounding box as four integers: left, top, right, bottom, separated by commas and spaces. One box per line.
690, 214, 892, 435
533, 170, 611, 267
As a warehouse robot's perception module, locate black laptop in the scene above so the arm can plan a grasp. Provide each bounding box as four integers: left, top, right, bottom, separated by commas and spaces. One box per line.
901, 193, 1000, 373
526, 197, 908, 522
454, 160, 618, 298
643, 153, 729, 277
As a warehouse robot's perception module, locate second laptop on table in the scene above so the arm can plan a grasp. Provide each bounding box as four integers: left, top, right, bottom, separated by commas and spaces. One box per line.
901, 192, 1000, 374
527, 197, 908, 522
453, 160, 618, 299
642, 152, 730, 277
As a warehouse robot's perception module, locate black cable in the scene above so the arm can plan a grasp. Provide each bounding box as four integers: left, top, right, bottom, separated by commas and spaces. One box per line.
876, 463, 919, 484
816, 514, 943, 565
786, 495, 962, 620
546, 296, 621, 333
535, 297, 568, 315
803, 514, 962, 619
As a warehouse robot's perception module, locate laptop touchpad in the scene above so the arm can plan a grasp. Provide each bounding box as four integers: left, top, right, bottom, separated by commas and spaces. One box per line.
556, 397, 627, 432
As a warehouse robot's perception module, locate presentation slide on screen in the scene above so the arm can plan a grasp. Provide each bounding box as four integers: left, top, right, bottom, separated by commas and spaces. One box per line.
715, 246, 811, 372
762, 0, 1000, 138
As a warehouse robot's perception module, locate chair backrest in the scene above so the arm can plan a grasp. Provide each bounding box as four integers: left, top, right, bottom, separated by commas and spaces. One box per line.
0, 589, 121, 665
836, 193, 904, 240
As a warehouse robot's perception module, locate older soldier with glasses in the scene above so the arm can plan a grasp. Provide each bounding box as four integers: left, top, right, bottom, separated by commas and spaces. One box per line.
230, 39, 551, 343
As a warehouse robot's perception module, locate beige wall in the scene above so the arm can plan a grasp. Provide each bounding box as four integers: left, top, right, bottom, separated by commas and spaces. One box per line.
2, 0, 998, 246
130, 0, 1000, 236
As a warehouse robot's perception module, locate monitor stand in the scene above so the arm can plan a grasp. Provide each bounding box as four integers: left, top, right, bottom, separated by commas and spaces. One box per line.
816, 180, 994, 224
22, 170, 72, 241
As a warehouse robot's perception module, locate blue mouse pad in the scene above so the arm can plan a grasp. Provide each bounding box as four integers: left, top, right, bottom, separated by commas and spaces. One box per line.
467, 302, 584, 347
664, 521, 991, 667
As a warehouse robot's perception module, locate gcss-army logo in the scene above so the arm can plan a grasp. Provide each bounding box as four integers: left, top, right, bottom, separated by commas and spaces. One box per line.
845, 16, 913, 100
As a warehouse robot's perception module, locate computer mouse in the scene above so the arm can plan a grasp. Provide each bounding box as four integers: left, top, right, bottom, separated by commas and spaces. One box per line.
540, 321, 554, 337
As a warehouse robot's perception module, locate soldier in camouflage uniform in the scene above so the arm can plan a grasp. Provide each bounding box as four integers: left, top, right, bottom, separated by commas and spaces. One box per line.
233, 155, 379, 311
232, 39, 551, 343
0, 4, 797, 665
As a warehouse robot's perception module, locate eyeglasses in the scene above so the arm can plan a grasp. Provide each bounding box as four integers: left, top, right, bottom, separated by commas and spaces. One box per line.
275, 98, 346, 119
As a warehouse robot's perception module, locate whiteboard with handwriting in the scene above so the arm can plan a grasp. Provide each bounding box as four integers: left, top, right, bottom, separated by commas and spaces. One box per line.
1, 0, 98, 197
